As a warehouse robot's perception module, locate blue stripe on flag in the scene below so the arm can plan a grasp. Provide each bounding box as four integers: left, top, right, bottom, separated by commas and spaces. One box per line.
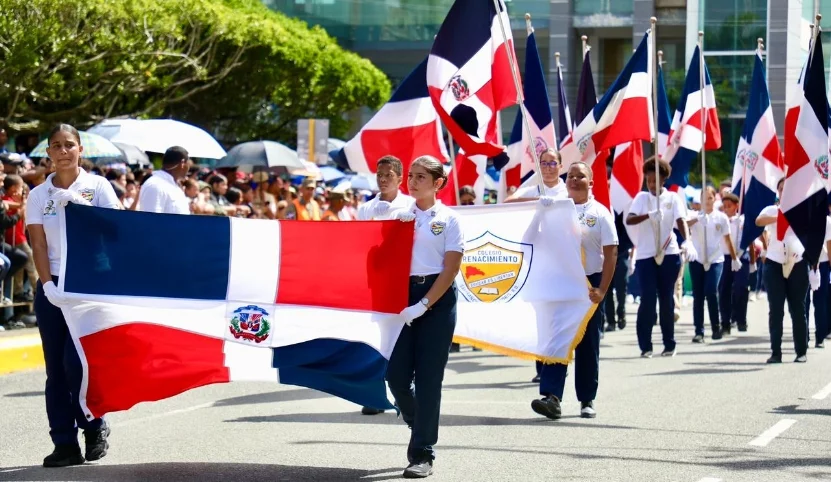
556, 65, 571, 146
63, 204, 231, 300
523, 32, 553, 130
741, 54, 769, 145
657, 66, 671, 139
430, 0, 496, 68
575, 52, 597, 123
273, 339, 393, 410
593, 33, 649, 122
389, 58, 429, 103
738, 177, 776, 250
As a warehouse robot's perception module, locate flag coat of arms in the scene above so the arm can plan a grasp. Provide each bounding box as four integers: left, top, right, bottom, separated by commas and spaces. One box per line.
453, 201, 596, 363
57, 205, 413, 418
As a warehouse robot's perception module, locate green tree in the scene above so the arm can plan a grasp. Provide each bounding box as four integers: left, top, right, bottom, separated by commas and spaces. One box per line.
0, 0, 391, 145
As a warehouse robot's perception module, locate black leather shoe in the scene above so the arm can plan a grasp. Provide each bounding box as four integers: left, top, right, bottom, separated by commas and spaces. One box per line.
722, 325, 731, 336
712, 329, 723, 341
531, 395, 562, 420
403, 460, 433, 478
361, 406, 385, 415
83, 422, 110, 461
43, 444, 84, 467
617, 318, 626, 330
816, 342, 825, 349
605, 324, 616, 332
531, 374, 540, 383
766, 354, 782, 364
737, 324, 748, 332
449, 343, 460, 353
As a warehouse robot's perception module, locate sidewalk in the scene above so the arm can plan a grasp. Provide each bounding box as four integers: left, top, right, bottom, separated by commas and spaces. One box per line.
0, 327, 43, 374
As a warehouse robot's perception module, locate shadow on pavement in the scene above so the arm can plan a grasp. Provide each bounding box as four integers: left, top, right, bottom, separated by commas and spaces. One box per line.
442, 381, 538, 391
770, 404, 831, 417
0, 463, 403, 482
644, 367, 764, 377
445, 360, 527, 375
4, 391, 42, 398
213, 388, 332, 407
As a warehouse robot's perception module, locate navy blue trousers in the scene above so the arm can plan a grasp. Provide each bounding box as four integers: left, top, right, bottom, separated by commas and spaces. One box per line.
35, 277, 104, 446
635, 255, 680, 353
719, 254, 751, 328
804, 261, 830, 342
604, 250, 629, 327
386, 276, 456, 464
539, 273, 602, 402
689, 261, 722, 336
764, 261, 809, 357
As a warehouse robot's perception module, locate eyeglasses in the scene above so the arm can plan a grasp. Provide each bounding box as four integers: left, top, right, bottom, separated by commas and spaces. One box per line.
540, 161, 559, 168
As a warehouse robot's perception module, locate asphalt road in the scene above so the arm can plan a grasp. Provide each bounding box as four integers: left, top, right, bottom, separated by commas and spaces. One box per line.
1, 294, 830, 481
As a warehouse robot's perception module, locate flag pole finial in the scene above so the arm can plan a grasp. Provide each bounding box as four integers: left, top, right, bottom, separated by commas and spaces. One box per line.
581, 35, 588, 58
555, 51, 561, 67
757, 38, 764, 51
525, 13, 533, 34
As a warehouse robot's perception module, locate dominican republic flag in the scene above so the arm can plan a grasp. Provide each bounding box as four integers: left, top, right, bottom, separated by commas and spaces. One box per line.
337, 58, 449, 191
610, 141, 644, 215
732, 51, 783, 251
656, 62, 672, 159
556, 56, 573, 149
779, 37, 828, 265
559, 31, 653, 180
497, 20, 555, 202
58, 205, 413, 418
663, 45, 721, 188
427, 0, 519, 158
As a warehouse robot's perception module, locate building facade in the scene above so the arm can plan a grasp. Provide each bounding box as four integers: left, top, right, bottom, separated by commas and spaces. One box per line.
264, 0, 816, 174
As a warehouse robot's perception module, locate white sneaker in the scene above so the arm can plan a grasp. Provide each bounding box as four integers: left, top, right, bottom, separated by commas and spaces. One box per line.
626, 294, 634, 304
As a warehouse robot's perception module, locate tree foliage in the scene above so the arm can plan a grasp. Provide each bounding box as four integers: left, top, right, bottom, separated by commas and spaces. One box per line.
0, 0, 391, 145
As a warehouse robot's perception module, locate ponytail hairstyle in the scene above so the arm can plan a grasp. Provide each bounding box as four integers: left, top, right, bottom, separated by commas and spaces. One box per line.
47, 124, 81, 145
411, 155, 448, 190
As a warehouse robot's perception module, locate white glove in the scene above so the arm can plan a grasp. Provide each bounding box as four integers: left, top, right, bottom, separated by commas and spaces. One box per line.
810, 269, 821, 291
749, 262, 757, 274
42, 281, 70, 306
647, 210, 660, 221
373, 201, 392, 218
538, 196, 555, 207
399, 303, 428, 326
682, 241, 698, 263
760, 249, 767, 259
392, 210, 415, 222
51, 189, 91, 207
731, 258, 742, 272
628, 256, 636, 276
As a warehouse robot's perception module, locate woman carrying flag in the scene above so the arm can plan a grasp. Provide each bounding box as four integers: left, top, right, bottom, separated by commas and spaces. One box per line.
626, 158, 695, 358
505, 148, 568, 202
385, 155, 463, 479
531, 161, 617, 420
26, 124, 120, 467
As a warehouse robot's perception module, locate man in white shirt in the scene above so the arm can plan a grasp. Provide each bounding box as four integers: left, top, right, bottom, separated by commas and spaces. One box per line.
137, 146, 191, 215
357, 155, 413, 221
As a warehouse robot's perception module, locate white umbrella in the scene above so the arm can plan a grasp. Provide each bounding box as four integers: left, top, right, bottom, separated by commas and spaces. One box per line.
347, 173, 379, 192
89, 119, 226, 159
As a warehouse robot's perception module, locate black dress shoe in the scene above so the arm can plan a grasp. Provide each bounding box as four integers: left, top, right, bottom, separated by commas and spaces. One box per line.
617, 318, 626, 330
83, 422, 110, 461
605, 324, 616, 332
712, 329, 723, 341
531, 374, 540, 383
361, 406, 385, 415
449, 343, 460, 353
722, 325, 731, 336
794, 354, 808, 363
531, 395, 562, 420
737, 324, 748, 332
766, 354, 782, 364
43, 444, 84, 467
816, 342, 825, 349
403, 460, 433, 478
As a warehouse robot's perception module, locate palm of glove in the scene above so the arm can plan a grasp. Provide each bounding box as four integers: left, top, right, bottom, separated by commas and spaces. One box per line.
399, 303, 427, 325
52, 189, 91, 207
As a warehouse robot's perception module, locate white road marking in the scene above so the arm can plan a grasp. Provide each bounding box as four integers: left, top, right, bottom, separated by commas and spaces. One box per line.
0, 468, 26, 473
696, 478, 722, 482
0, 335, 41, 350
112, 402, 213, 428
811, 381, 831, 400
749, 419, 797, 447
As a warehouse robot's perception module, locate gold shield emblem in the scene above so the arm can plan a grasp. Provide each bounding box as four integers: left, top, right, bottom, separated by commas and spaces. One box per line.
456, 231, 532, 303
430, 221, 445, 236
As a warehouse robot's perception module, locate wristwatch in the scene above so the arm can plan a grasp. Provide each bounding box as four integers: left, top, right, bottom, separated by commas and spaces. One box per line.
420, 297, 430, 309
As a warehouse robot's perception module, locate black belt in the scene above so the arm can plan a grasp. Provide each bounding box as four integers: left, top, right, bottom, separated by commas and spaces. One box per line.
410, 274, 439, 285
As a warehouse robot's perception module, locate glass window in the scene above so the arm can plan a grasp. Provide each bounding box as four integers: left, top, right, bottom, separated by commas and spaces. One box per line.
703, 54, 755, 114
574, 0, 633, 16
701, 0, 766, 52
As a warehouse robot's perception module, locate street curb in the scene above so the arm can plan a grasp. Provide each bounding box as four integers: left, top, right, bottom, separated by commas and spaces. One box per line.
0, 334, 44, 375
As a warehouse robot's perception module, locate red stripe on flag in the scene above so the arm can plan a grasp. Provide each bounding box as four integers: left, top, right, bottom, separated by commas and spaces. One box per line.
492, 38, 521, 112
592, 151, 611, 210
784, 106, 806, 173
81, 324, 229, 417
762, 135, 782, 168
277, 221, 413, 313
704, 107, 722, 150
360, 123, 446, 194
593, 97, 652, 152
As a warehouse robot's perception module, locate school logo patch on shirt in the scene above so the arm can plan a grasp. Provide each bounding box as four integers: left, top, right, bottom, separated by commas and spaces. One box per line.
716, 223, 722, 232
430, 221, 446, 236
43, 200, 57, 216
458, 231, 533, 303
79, 188, 95, 202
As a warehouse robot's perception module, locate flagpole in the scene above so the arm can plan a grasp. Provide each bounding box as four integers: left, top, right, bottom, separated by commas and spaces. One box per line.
698, 30, 710, 271
491, 4, 545, 195
447, 131, 461, 205
651, 16, 664, 265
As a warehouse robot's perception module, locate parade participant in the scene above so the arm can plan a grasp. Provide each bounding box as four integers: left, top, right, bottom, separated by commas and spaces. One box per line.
137, 146, 191, 215
26, 124, 120, 467
532, 162, 617, 420
605, 213, 632, 332
626, 158, 694, 358
356, 155, 413, 222
804, 209, 831, 348
755, 178, 808, 363
686, 187, 741, 342
385, 155, 463, 478
505, 148, 567, 202
718, 192, 756, 333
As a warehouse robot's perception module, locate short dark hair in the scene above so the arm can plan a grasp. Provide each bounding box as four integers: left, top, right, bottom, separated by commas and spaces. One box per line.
105, 170, 122, 181
162, 146, 189, 167
208, 174, 227, 186
721, 192, 739, 203
459, 185, 475, 198
48, 124, 81, 145
376, 155, 403, 177
225, 187, 242, 204
643, 156, 671, 180
3, 174, 23, 191
183, 179, 198, 190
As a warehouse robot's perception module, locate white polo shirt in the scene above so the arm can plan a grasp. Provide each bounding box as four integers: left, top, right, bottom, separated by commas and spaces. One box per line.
576, 199, 618, 275
26, 170, 121, 275
357, 191, 414, 221
137, 170, 190, 215
757, 205, 803, 264
819, 216, 831, 262
512, 181, 567, 200
629, 189, 686, 260
689, 210, 730, 265
721, 214, 743, 256
409, 201, 464, 276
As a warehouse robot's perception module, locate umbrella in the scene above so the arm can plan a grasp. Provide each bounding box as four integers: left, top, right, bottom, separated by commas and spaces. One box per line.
347, 173, 379, 192
113, 142, 150, 166
327, 138, 346, 152
215, 140, 304, 170
89, 118, 226, 159
28, 131, 123, 160
290, 160, 322, 180
320, 166, 346, 183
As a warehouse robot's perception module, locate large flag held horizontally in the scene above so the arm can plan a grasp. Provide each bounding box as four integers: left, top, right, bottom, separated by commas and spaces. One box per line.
663, 45, 722, 188
427, 0, 519, 158
780, 34, 828, 265
453, 201, 595, 362
336, 59, 449, 190
559, 31, 653, 174
58, 205, 413, 418
497, 18, 555, 202
732, 49, 783, 251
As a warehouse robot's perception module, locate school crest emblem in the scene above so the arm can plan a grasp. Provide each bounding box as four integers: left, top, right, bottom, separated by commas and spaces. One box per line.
815, 155, 829, 180
43, 200, 57, 216
457, 231, 533, 303
526, 137, 548, 160
576, 134, 592, 155
79, 188, 95, 202
430, 221, 445, 236
449, 75, 470, 102
228, 305, 271, 344
580, 214, 597, 228
736, 148, 759, 172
